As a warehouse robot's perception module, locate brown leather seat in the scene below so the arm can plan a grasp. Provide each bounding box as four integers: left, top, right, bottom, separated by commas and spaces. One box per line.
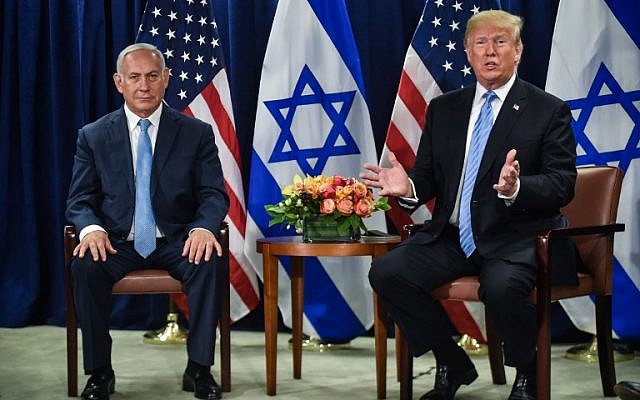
63, 222, 231, 397
388, 166, 625, 400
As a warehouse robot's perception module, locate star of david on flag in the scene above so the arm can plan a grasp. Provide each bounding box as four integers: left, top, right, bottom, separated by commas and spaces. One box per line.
136, 0, 260, 321
546, 0, 640, 341
266, 65, 360, 175
244, 0, 385, 341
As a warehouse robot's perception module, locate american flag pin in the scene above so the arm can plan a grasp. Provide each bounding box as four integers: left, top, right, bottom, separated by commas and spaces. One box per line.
513, 104, 520, 111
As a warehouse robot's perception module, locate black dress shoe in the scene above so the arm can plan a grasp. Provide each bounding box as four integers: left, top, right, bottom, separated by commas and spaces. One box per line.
614, 381, 640, 400
183, 368, 222, 400
81, 371, 115, 400
419, 365, 478, 400
508, 370, 537, 400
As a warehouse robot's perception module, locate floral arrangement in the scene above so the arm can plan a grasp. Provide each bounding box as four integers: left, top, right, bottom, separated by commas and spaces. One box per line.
265, 174, 391, 235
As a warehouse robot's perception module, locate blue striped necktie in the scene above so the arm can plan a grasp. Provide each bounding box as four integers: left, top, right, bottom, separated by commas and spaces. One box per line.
459, 91, 497, 257
134, 118, 156, 258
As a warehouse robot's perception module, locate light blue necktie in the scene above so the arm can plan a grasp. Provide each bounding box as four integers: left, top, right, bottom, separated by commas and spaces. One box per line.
459, 91, 497, 257
134, 119, 156, 258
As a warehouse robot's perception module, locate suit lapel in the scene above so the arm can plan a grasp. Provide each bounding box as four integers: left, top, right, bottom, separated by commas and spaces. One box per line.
108, 109, 134, 196
152, 106, 180, 196
476, 78, 527, 183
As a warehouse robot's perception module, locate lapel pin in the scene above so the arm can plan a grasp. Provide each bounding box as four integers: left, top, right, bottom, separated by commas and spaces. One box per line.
513, 104, 520, 111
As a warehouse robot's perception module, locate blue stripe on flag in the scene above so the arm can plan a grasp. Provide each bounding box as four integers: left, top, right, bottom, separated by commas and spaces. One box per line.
307, 0, 368, 99
612, 257, 640, 338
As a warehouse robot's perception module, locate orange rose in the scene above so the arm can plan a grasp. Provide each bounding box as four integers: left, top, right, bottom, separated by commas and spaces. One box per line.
336, 198, 354, 216
353, 181, 367, 198
355, 198, 373, 217
320, 198, 336, 214
319, 183, 336, 199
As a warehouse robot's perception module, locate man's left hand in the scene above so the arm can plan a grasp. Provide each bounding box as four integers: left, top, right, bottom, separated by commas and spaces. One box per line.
493, 149, 520, 196
182, 229, 222, 265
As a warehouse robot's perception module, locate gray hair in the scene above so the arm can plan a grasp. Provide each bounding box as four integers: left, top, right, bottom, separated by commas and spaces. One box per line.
115, 43, 166, 74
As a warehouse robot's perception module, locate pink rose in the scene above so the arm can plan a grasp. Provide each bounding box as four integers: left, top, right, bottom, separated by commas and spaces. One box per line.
355, 198, 373, 217
336, 198, 354, 216
319, 183, 336, 199
332, 175, 347, 187
320, 198, 336, 214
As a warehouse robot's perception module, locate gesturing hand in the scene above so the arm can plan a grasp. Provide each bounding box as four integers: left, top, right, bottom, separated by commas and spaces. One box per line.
182, 229, 222, 265
493, 149, 520, 196
359, 151, 412, 197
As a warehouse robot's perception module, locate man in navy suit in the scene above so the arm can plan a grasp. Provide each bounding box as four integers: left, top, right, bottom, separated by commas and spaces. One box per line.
361, 10, 579, 400
66, 43, 229, 400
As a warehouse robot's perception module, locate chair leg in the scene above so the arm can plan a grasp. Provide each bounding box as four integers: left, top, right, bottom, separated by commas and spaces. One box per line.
219, 249, 231, 392
536, 290, 551, 400
595, 295, 616, 397
485, 311, 506, 385
398, 331, 413, 400
67, 311, 78, 397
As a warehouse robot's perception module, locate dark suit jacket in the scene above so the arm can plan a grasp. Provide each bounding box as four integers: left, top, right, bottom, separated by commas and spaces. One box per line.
405, 78, 579, 285
66, 105, 229, 245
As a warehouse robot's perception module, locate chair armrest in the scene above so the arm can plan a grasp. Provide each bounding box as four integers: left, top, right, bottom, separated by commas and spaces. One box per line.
537, 223, 625, 240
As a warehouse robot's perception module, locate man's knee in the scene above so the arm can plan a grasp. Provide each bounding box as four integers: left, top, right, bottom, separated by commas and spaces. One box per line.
369, 251, 400, 294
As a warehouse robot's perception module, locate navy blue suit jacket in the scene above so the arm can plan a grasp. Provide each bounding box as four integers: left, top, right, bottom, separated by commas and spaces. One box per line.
66, 105, 229, 245
405, 78, 579, 285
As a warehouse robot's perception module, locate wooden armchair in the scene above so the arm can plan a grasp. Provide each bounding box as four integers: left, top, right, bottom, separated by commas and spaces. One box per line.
63, 222, 231, 397
388, 166, 625, 400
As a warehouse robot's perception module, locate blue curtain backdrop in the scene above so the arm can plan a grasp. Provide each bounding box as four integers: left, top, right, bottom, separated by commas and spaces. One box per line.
3, 0, 587, 343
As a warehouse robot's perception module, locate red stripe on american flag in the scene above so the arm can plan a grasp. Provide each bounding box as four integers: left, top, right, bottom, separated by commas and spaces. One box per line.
397, 70, 427, 129
386, 123, 416, 170
440, 300, 485, 342
200, 83, 243, 169
223, 180, 246, 237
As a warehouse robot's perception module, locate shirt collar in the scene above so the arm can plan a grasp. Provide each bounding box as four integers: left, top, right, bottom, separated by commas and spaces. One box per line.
474, 72, 517, 104
123, 102, 163, 132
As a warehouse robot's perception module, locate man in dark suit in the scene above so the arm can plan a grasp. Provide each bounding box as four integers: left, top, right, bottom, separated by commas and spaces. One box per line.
361, 10, 578, 400
66, 43, 229, 400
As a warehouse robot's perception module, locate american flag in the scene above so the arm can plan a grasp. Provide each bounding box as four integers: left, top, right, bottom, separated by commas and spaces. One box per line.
136, 0, 259, 320
381, 0, 499, 342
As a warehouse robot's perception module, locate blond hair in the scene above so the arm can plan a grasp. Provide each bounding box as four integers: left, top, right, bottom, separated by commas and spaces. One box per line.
464, 10, 523, 49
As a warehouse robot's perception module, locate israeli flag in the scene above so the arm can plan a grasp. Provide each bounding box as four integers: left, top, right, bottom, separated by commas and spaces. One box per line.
546, 0, 640, 341
244, 0, 386, 341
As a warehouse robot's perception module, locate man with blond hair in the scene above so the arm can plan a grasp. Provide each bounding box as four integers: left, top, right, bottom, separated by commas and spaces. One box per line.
362, 10, 579, 400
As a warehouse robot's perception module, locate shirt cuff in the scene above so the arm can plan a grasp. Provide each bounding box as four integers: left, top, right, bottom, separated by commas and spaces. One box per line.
189, 227, 214, 237
498, 177, 520, 206
399, 178, 419, 204
79, 224, 107, 241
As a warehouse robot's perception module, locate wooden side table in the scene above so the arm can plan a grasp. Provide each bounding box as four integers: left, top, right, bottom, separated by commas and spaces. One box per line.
256, 235, 400, 398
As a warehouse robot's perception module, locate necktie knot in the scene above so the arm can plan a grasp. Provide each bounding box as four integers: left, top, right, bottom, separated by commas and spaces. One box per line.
138, 118, 151, 133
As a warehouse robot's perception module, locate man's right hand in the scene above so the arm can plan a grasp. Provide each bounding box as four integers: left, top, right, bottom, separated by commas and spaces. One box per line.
73, 231, 117, 262
359, 151, 413, 197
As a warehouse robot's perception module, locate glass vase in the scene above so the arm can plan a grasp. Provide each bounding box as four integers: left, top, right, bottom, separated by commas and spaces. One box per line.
302, 215, 361, 243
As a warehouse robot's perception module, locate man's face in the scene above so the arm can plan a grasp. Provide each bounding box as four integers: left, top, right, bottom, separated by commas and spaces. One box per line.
113, 49, 169, 118
465, 23, 522, 90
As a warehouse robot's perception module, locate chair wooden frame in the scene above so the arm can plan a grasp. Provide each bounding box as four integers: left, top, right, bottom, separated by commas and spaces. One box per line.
387, 166, 625, 400
64, 222, 231, 397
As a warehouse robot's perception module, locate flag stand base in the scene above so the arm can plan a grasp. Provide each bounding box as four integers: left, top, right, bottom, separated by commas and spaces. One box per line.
457, 334, 488, 356
143, 300, 188, 345
565, 335, 634, 362
288, 334, 351, 352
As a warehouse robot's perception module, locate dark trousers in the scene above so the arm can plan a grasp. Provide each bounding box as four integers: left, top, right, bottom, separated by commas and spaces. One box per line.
369, 226, 537, 369
71, 238, 220, 373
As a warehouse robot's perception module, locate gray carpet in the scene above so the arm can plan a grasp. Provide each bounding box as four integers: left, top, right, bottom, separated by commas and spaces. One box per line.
0, 326, 638, 399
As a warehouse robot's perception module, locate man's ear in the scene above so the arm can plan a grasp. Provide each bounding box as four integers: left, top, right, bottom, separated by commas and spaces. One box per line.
113, 73, 124, 94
